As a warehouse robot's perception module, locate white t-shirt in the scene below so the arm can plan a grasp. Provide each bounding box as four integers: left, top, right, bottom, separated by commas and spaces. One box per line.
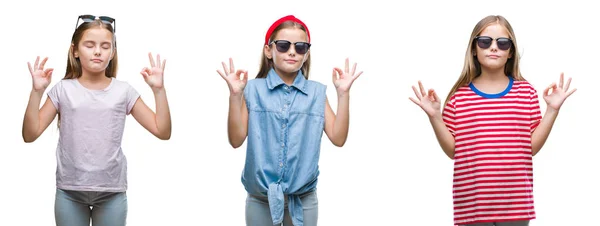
47, 77, 140, 192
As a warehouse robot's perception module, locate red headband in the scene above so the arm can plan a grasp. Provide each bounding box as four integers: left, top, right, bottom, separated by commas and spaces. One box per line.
264, 15, 310, 45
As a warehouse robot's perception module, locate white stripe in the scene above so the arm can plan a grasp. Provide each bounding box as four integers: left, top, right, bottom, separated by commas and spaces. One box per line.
454, 187, 532, 197
454, 181, 532, 190
459, 125, 531, 134
453, 170, 532, 180
455, 114, 530, 123
454, 153, 531, 164
454, 164, 532, 175
453, 193, 533, 202
455, 159, 532, 168
454, 198, 534, 207
456, 203, 534, 213
456, 120, 530, 129
455, 215, 535, 224
455, 209, 534, 219
456, 136, 531, 146
454, 148, 531, 158
453, 176, 532, 186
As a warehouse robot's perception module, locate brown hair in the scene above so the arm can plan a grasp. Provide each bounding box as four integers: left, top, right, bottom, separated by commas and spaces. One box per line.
444, 15, 524, 106
256, 21, 311, 79
64, 20, 117, 79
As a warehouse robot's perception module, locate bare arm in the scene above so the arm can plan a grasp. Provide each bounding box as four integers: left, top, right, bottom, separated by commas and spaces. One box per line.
131, 88, 172, 140
227, 94, 248, 148
428, 114, 456, 159
324, 95, 349, 147
22, 91, 58, 143
531, 108, 559, 156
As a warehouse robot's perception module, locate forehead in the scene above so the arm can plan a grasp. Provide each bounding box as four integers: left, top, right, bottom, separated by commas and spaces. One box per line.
479, 23, 510, 38
81, 27, 113, 42
273, 27, 308, 42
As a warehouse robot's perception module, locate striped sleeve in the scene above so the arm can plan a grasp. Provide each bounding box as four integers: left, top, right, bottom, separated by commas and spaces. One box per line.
442, 96, 457, 136
529, 85, 542, 132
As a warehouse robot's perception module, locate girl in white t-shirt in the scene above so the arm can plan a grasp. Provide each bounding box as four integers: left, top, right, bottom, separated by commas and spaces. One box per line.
21, 15, 172, 226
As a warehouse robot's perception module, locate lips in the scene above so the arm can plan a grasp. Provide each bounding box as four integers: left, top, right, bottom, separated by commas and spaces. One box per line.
284, 59, 298, 63
92, 59, 103, 63
487, 55, 500, 59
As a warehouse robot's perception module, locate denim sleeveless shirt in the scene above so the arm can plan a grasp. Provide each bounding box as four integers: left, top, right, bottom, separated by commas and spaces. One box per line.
242, 68, 326, 226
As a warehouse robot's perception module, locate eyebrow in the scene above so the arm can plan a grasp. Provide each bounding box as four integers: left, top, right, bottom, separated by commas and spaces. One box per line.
82, 40, 112, 45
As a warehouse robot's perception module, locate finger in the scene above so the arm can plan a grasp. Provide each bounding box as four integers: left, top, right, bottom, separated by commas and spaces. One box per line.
162, 59, 167, 74
351, 62, 357, 76
428, 89, 436, 102
44, 68, 54, 77
418, 81, 426, 97
235, 69, 245, 80
411, 86, 422, 101
332, 68, 337, 83
27, 62, 33, 75
39, 57, 49, 70
229, 58, 235, 74
566, 88, 577, 98
564, 77, 572, 92
559, 72, 564, 89
140, 67, 150, 77
221, 62, 229, 74
352, 71, 363, 81
409, 97, 420, 105
34, 56, 40, 70
242, 70, 249, 83
432, 89, 441, 103
148, 52, 156, 68
156, 54, 161, 68
344, 58, 349, 74
216, 70, 227, 80
333, 68, 344, 80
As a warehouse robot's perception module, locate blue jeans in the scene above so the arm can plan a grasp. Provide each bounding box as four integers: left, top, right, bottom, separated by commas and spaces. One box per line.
54, 188, 127, 226
245, 191, 318, 226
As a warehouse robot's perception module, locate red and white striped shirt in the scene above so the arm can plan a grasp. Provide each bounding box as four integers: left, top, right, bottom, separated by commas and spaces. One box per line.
442, 78, 542, 225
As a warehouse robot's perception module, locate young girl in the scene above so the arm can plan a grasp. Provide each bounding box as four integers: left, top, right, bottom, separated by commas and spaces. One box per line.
216, 15, 362, 226
409, 15, 576, 226
21, 15, 172, 226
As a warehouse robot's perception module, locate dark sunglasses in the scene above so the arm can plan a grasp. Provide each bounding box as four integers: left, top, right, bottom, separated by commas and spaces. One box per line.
270, 40, 311, 55
75, 14, 116, 32
474, 36, 512, 51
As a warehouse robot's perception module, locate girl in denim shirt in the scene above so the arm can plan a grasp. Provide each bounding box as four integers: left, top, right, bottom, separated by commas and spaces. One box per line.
217, 15, 362, 226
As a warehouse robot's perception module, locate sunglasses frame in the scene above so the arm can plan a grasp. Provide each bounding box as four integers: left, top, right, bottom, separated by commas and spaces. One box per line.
75, 14, 116, 33
270, 40, 311, 55
474, 36, 512, 51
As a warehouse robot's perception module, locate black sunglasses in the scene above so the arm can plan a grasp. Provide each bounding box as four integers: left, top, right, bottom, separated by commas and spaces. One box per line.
474, 36, 512, 51
270, 40, 311, 55
75, 14, 116, 32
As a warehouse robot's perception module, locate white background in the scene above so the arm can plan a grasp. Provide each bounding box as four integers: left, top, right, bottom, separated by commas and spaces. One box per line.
1, 0, 598, 225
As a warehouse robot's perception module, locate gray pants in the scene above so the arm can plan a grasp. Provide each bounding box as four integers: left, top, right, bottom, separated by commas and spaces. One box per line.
245, 191, 318, 226
463, 220, 530, 226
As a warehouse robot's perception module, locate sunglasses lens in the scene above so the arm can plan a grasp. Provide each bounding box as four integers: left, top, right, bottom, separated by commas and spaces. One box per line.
99, 16, 115, 23
476, 37, 492, 49
497, 38, 512, 50
274, 41, 291, 53
295, 43, 310, 54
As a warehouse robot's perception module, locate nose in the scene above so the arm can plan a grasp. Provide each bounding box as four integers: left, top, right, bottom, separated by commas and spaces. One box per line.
94, 45, 101, 56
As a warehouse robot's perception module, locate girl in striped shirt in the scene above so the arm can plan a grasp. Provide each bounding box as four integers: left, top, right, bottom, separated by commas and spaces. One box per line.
409, 15, 576, 226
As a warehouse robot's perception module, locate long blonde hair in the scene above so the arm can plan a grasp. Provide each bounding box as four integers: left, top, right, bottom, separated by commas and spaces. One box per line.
444, 15, 524, 105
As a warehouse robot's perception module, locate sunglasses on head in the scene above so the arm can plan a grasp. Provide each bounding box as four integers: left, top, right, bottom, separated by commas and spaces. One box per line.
270, 40, 311, 55
474, 36, 512, 51
75, 14, 116, 32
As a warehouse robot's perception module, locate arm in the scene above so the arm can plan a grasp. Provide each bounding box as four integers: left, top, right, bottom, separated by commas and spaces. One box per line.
428, 114, 456, 160
131, 88, 171, 140
227, 94, 249, 148
324, 95, 349, 147
22, 92, 58, 143
531, 108, 559, 156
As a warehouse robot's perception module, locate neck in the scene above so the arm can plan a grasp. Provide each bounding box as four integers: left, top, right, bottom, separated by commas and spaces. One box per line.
478, 67, 507, 81
79, 71, 109, 83
274, 68, 297, 86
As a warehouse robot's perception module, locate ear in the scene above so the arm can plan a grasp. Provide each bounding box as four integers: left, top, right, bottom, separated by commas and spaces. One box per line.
264, 44, 272, 59
72, 43, 79, 58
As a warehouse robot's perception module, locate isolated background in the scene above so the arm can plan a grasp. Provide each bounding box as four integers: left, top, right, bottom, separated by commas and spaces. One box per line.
1, 0, 597, 225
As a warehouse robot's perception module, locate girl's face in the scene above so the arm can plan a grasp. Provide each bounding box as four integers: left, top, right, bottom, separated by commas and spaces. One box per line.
74, 27, 114, 74
474, 23, 513, 71
265, 27, 310, 76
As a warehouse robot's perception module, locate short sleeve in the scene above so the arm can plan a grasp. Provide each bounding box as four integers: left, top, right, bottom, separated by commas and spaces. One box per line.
530, 86, 542, 132
126, 84, 140, 115
46, 81, 62, 111
442, 96, 457, 137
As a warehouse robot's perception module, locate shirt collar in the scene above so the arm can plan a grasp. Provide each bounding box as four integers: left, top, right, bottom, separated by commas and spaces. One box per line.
266, 68, 308, 94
